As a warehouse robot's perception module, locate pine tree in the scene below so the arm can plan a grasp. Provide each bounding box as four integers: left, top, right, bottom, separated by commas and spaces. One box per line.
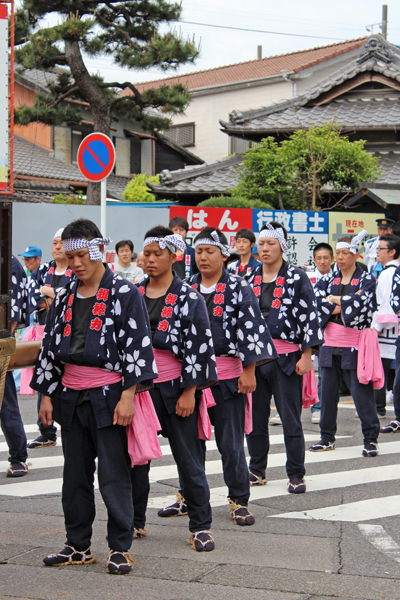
15, 1, 199, 204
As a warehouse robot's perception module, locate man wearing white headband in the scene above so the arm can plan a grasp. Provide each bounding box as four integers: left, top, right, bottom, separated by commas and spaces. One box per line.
246, 222, 323, 494
135, 225, 218, 552
31, 218, 157, 574
26, 226, 75, 450
311, 232, 381, 457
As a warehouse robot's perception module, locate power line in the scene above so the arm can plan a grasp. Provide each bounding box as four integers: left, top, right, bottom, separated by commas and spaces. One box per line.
180, 20, 347, 40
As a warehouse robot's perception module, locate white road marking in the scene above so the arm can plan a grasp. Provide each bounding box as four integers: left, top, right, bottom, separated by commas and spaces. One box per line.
359, 524, 400, 562
271, 491, 400, 522
148, 464, 400, 510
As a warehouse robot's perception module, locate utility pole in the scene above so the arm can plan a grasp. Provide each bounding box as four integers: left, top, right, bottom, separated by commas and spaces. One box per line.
381, 4, 388, 39
257, 45, 262, 59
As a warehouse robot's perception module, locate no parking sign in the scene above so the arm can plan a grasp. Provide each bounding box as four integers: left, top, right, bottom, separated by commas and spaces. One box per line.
77, 133, 116, 182
77, 133, 116, 237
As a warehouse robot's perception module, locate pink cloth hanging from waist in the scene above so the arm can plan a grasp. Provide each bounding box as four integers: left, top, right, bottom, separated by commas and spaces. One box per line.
62, 363, 162, 466
152, 348, 214, 441
323, 322, 384, 390
203, 356, 253, 435
272, 339, 318, 408
21, 324, 46, 396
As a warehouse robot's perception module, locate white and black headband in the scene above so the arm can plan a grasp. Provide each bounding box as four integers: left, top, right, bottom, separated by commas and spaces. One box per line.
194, 230, 230, 257
336, 230, 367, 255
258, 223, 289, 254
143, 234, 185, 253
62, 237, 111, 261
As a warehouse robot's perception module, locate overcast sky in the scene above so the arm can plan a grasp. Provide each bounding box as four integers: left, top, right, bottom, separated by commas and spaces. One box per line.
76, 0, 400, 84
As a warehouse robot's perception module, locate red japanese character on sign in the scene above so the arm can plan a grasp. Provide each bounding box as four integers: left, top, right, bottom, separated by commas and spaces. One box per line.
65, 308, 72, 322
276, 276, 285, 287
216, 283, 226, 292
332, 278, 341, 286
48, 267, 54, 275
358, 220, 364, 228
67, 294, 74, 307
158, 320, 169, 332
253, 286, 261, 297
165, 293, 177, 305
254, 276, 262, 285
138, 286, 145, 295
213, 306, 223, 317
65, 269, 73, 277
161, 307, 173, 318
345, 220, 351, 227
351, 279, 359, 286
214, 293, 224, 304
93, 302, 106, 316
273, 288, 283, 298
90, 318, 103, 331
96, 288, 109, 301
63, 324, 71, 337
191, 284, 198, 290
352, 220, 358, 227
272, 299, 281, 309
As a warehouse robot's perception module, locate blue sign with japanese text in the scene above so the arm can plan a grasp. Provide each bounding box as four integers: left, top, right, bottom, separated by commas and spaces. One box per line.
252, 209, 328, 234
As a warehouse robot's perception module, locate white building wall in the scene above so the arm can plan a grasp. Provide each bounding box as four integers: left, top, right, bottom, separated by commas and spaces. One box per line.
170, 80, 293, 163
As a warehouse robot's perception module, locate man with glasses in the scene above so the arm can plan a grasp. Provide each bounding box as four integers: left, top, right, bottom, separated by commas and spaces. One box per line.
372, 234, 400, 422
364, 218, 396, 279
18, 246, 42, 275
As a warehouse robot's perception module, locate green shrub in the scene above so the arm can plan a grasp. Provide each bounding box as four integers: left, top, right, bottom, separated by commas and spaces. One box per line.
51, 190, 85, 205
198, 196, 272, 209
122, 173, 160, 203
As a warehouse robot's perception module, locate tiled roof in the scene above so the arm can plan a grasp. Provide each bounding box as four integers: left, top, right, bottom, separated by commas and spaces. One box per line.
14, 137, 130, 201
227, 97, 400, 132
374, 151, 400, 185
147, 155, 243, 196
14, 137, 87, 182
147, 150, 400, 197
122, 38, 365, 95
221, 35, 400, 133
16, 67, 62, 92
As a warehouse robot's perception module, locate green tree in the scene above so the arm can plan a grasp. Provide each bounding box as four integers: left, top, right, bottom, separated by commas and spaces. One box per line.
14, 0, 199, 205
122, 173, 160, 202
198, 196, 272, 209
234, 124, 382, 210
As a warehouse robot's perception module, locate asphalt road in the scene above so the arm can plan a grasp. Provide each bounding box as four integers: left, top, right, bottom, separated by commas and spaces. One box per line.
1, 393, 400, 600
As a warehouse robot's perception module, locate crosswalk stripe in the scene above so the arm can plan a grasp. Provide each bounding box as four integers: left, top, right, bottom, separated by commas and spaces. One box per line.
0, 434, 353, 477
273, 495, 400, 523
359, 524, 400, 561
147, 463, 400, 509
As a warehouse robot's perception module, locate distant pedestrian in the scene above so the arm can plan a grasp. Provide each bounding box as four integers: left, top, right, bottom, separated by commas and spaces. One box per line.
169, 216, 198, 279
227, 228, 260, 278
18, 245, 41, 275
113, 239, 144, 283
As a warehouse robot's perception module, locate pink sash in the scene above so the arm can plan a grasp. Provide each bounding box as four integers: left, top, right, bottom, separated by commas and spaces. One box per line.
153, 348, 214, 441
62, 363, 162, 467
272, 339, 318, 408
323, 322, 384, 390
21, 324, 46, 396
203, 356, 253, 435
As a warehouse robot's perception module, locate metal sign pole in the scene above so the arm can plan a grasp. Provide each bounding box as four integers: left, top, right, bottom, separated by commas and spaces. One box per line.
101, 178, 107, 238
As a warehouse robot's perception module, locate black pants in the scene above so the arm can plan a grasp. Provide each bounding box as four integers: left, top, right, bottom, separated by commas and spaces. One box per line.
150, 387, 212, 533
392, 349, 400, 420
320, 356, 380, 444
131, 463, 150, 530
61, 401, 134, 552
207, 384, 249, 505
0, 373, 27, 464
374, 358, 393, 416
37, 392, 57, 440
246, 360, 305, 479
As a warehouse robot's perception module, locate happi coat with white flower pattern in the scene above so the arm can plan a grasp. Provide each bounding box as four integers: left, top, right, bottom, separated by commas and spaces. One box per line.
29, 260, 75, 321
188, 269, 278, 397
247, 260, 323, 375
11, 255, 29, 327
138, 274, 218, 414
30, 266, 157, 430
314, 262, 377, 369
390, 265, 400, 349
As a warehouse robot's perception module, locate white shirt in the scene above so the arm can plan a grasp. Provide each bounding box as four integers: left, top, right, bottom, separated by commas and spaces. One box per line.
371, 259, 399, 359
